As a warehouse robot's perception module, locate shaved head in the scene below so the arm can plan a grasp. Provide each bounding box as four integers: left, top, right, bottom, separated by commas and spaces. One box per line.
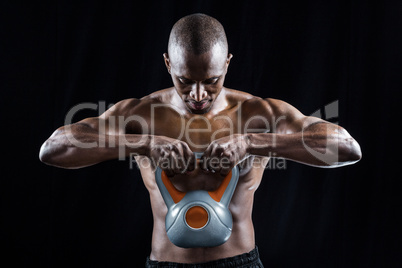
164, 14, 233, 114
168, 13, 228, 56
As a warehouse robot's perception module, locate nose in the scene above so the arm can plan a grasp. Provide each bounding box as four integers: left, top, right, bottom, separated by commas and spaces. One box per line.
189, 82, 208, 102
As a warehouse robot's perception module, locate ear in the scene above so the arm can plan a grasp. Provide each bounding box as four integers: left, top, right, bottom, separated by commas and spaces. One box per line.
163, 53, 171, 74
226, 53, 233, 65
224, 53, 233, 73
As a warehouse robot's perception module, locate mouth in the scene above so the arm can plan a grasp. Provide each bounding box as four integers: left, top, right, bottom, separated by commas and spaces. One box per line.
187, 100, 211, 111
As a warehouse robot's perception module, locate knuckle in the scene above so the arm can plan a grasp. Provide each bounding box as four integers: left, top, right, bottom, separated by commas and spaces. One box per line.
211, 140, 219, 148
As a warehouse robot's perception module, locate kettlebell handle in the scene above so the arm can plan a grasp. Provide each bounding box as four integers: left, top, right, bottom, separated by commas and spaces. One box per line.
155, 152, 239, 207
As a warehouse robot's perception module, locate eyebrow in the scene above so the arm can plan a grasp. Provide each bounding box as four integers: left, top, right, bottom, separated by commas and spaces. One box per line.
178, 76, 221, 82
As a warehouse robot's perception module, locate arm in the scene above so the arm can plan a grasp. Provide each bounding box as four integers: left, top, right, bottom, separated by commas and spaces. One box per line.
39, 99, 151, 169
247, 98, 362, 167
39, 98, 195, 172
201, 98, 362, 175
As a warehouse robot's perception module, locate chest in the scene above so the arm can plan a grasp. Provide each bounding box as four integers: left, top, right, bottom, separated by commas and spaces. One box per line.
149, 111, 242, 151
127, 104, 270, 151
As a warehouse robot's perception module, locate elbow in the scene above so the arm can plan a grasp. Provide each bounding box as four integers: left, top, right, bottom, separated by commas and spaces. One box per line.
339, 137, 362, 165
39, 128, 69, 167
39, 140, 50, 163
39, 132, 92, 169
39, 140, 58, 166
350, 139, 362, 162
39, 138, 73, 168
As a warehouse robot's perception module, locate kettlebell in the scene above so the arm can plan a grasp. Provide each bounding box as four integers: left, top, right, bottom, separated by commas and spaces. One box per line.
155, 152, 239, 248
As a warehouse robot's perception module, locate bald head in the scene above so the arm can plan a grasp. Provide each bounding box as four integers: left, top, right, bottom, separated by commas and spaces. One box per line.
164, 14, 233, 114
168, 13, 228, 56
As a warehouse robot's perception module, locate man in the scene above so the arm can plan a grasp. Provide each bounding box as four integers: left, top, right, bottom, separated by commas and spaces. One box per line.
40, 13, 361, 267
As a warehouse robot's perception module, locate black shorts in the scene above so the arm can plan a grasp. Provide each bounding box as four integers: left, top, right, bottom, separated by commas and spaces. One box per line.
145, 246, 264, 267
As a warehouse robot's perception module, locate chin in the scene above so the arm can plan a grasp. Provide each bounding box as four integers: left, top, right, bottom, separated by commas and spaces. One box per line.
188, 104, 212, 114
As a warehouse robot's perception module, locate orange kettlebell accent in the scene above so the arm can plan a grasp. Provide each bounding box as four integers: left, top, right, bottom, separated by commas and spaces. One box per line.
161, 170, 233, 204
208, 170, 232, 202
161, 171, 185, 203
185, 206, 209, 229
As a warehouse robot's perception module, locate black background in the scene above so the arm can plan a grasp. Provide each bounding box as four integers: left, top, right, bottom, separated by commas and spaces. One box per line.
1, 0, 400, 267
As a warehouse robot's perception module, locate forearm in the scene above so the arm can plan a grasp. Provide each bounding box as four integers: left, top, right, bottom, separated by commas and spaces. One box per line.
39, 124, 151, 169
246, 125, 362, 167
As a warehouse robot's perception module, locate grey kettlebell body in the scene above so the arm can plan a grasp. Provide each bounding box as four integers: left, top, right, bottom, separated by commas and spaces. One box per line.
155, 152, 239, 248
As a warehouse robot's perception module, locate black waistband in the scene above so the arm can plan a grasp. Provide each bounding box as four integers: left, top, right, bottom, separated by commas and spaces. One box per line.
146, 246, 262, 268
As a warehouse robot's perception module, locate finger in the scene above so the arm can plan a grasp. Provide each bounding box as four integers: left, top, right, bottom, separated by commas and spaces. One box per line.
201, 145, 213, 171
172, 142, 191, 173
219, 154, 233, 177
208, 156, 220, 174
182, 143, 195, 172
164, 168, 175, 178
160, 152, 175, 177
187, 155, 196, 172
202, 141, 220, 171
207, 144, 224, 172
219, 166, 232, 177
170, 151, 183, 174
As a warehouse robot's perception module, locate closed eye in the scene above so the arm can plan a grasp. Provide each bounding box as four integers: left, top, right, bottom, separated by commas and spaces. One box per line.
178, 77, 194, 85
203, 77, 219, 84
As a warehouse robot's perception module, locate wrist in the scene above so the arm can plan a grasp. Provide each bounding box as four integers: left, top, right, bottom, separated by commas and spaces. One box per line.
125, 134, 152, 157
141, 134, 153, 156
244, 133, 258, 155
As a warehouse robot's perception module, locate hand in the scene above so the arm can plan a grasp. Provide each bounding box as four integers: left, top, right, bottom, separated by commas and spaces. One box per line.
201, 134, 250, 176
148, 136, 195, 177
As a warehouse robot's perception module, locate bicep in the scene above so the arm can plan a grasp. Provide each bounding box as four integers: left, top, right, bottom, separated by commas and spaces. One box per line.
74, 117, 113, 135
265, 98, 324, 134
74, 98, 140, 135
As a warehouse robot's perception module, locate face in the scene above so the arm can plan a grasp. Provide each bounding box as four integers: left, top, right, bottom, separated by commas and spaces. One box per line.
164, 44, 232, 114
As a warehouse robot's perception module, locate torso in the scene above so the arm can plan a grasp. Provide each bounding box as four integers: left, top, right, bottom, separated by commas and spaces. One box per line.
127, 87, 271, 263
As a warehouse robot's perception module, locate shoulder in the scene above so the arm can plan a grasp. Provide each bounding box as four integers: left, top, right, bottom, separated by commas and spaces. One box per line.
224, 87, 254, 100
142, 87, 175, 102
224, 88, 265, 112
245, 97, 304, 121
225, 90, 275, 116
224, 89, 290, 112
231, 94, 307, 132
101, 98, 141, 118
263, 98, 302, 118
104, 87, 175, 116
